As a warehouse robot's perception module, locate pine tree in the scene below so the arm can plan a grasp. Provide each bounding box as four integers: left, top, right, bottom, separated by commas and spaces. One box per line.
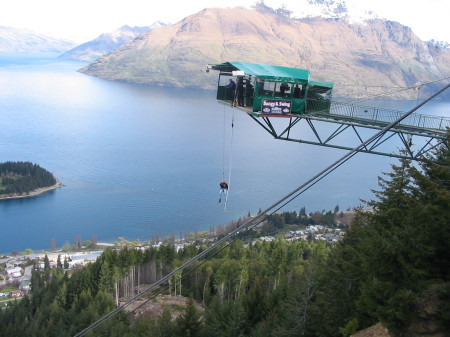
176, 298, 203, 336
345, 139, 450, 333
44, 254, 51, 271
155, 306, 176, 337
408, 140, 450, 280
57, 255, 63, 270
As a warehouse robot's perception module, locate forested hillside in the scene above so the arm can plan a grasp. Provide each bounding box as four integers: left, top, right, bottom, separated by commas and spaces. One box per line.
0, 161, 57, 196
0, 136, 448, 336
0, 161, 56, 195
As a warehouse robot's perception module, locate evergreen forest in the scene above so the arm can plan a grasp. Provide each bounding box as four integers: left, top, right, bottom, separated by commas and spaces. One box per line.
0, 161, 57, 196
0, 139, 448, 337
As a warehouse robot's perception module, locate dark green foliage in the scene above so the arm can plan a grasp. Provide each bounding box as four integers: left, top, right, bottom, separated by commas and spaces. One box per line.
57, 255, 63, 270
154, 307, 177, 337
0, 161, 56, 195
339, 317, 359, 337
63, 256, 69, 269
351, 147, 450, 333
262, 209, 336, 236
176, 298, 203, 336
0, 247, 146, 336
43, 254, 50, 272
202, 298, 247, 337
305, 140, 450, 335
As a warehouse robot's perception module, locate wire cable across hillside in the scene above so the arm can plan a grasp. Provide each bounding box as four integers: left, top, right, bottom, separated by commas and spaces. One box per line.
74, 82, 450, 337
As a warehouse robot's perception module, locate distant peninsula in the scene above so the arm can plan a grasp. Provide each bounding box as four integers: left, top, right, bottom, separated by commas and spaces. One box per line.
0, 161, 62, 200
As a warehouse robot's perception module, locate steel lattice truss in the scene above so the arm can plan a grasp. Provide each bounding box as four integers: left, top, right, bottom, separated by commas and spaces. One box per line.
247, 101, 449, 161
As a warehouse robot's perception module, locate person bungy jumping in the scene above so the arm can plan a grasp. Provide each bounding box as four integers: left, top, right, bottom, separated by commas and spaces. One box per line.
219, 180, 229, 203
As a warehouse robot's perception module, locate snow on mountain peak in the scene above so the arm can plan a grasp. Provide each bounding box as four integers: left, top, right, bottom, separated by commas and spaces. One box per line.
264, 0, 380, 23
427, 39, 450, 50
265, 0, 448, 44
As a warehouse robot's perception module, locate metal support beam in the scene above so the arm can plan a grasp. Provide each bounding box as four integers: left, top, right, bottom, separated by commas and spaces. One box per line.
218, 93, 449, 161
245, 107, 448, 161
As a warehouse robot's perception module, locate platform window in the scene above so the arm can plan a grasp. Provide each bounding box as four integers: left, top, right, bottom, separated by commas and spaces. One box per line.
293, 84, 304, 98
277, 82, 291, 97
219, 75, 233, 86
258, 81, 276, 96
217, 75, 237, 100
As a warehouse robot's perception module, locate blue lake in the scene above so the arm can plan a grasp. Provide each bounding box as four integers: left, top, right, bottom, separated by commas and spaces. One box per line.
0, 53, 448, 254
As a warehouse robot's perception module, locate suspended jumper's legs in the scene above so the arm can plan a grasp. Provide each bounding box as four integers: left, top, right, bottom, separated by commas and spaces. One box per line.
219, 181, 228, 203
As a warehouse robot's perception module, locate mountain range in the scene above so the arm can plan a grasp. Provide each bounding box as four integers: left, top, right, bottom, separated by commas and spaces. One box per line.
59, 23, 167, 62
0, 26, 75, 53
2, 0, 450, 99
79, 6, 450, 98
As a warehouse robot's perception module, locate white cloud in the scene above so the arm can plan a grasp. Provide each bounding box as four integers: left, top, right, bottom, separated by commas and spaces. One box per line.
347, 0, 450, 42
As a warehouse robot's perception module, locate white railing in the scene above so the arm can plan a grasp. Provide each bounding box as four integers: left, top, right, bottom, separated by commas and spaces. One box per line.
309, 100, 450, 131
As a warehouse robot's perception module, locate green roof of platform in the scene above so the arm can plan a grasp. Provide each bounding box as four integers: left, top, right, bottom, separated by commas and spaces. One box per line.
210, 62, 310, 83
309, 80, 334, 89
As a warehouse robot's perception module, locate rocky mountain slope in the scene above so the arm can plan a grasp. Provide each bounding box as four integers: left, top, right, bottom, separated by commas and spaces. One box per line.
79, 7, 450, 98
0, 26, 75, 53
59, 23, 166, 62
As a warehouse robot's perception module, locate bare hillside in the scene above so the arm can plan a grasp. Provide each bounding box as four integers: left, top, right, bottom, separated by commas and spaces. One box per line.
80, 7, 450, 98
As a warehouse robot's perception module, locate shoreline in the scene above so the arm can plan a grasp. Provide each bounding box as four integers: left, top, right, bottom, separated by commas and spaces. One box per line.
0, 179, 63, 200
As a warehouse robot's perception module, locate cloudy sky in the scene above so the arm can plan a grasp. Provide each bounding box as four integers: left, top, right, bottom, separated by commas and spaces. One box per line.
1, 0, 449, 43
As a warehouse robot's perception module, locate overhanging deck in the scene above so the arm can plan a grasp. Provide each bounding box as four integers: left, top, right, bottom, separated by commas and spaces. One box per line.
217, 99, 449, 161
311, 100, 450, 138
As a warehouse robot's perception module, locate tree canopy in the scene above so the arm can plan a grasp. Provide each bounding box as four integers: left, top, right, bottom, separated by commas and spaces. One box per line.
0, 161, 56, 196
